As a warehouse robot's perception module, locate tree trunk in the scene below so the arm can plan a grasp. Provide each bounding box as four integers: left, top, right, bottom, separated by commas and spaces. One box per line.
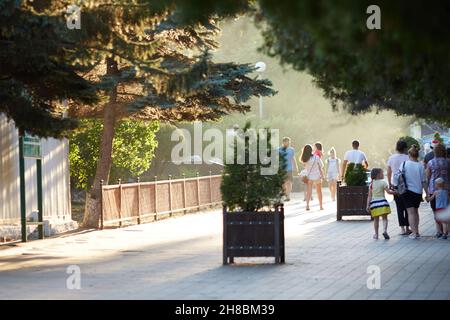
82, 57, 119, 228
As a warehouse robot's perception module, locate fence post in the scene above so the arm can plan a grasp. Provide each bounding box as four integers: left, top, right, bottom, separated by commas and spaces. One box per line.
154, 176, 158, 221
100, 179, 104, 230
137, 177, 141, 224
209, 170, 213, 205
118, 178, 122, 227
182, 173, 187, 214
168, 174, 173, 217
223, 205, 228, 265
196, 172, 201, 210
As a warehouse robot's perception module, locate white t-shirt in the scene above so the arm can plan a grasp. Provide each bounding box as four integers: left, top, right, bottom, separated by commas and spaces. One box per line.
344, 149, 367, 164
387, 153, 409, 186
403, 160, 426, 194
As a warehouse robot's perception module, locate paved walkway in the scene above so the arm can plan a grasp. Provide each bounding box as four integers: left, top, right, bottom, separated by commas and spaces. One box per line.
1, 191, 449, 300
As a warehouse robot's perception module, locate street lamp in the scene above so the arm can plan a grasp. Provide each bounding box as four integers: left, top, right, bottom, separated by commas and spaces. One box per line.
255, 61, 266, 118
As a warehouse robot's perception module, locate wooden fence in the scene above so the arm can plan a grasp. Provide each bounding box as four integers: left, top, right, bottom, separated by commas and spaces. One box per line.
100, 174, 222, 228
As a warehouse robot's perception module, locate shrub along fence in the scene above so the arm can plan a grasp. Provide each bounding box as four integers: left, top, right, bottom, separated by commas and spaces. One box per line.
100, 173, 222, 228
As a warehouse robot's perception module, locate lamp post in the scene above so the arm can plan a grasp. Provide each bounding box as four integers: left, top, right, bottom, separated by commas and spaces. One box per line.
255, 61, 266, 118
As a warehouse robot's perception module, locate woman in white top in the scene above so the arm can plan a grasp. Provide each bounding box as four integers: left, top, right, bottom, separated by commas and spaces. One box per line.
387, 140, 411, 235
400, 145, 428, 239
325, 147, 342, 201
300, 144, 324, 211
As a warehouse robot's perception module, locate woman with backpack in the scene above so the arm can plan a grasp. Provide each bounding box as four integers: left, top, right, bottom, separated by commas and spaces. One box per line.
399, 145, 428, 239
387, 140, 411, 235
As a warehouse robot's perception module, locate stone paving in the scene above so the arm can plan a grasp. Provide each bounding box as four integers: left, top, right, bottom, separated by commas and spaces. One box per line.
0, 191, 449, 300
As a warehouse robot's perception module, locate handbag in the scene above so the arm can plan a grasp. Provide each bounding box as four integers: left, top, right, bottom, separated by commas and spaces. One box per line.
301, 157, 317, 184
395, 161, 408, 195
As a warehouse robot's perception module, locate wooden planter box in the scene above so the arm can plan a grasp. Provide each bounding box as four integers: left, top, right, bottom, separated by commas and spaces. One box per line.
223, 204, 285, 265
336, 181, 370, 221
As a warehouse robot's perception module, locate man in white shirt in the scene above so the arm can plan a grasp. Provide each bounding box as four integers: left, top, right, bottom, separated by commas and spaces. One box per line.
342, 140, 369, 177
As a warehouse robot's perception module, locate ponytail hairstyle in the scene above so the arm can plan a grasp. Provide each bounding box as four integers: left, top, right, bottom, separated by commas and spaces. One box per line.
300, 144, 313, 163
408, 144, 420, 159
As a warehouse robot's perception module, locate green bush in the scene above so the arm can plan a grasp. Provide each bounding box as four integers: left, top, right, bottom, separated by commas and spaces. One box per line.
220, 122, 286, 212
344, 163, 367, 186
399, 136, 420, 150
69, 119, 159, 190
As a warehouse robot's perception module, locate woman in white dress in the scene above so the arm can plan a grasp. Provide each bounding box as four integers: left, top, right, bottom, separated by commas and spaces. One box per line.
300, 144, 325, 211
325, 147, 342, 201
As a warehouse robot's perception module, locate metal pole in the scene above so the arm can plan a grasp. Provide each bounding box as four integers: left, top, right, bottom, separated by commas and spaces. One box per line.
36, 158, 44, 239
19, 135, 27, 242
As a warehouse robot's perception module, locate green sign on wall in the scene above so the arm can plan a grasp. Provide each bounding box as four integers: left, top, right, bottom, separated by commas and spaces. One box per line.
23, 134, 41, 158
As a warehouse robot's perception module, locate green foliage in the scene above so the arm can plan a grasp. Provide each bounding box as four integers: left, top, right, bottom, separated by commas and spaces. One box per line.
220, 122, 286, 212
0, 0, 98, 137
256, 0, 450, 122
399, 136, 420, 150
156, 0, 450, 122
344, 163, 367, 187
69, 119, 159, 190
1, 0, 276, 137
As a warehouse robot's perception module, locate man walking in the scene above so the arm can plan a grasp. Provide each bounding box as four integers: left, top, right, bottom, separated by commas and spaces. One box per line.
278, 137, 298, 201
342, 140, 369, 178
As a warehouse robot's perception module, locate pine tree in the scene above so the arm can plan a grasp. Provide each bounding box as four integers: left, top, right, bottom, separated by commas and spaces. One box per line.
71, 3, 276, 227
0, 1, 275, 227
0, 0, 98, 137
221, 122, 286, 212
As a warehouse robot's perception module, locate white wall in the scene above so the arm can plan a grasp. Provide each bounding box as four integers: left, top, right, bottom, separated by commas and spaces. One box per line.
0, 114, 71, 225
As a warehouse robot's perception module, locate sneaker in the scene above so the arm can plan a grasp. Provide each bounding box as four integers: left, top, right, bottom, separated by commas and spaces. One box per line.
409, 233, 419, 239
435, 232, 443, 239
382, 232, 390, 240
373, 234, 378, 240
442, 234, 448, 240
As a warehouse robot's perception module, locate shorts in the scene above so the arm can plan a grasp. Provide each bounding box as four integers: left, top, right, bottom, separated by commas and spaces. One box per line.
285, 171, 293, 182
401, 190, 423, 209
327, 174, 338, 181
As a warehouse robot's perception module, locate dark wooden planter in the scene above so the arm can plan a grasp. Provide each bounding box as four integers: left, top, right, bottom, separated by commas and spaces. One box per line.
336, 181, 370, 221
223, 204, 285, 265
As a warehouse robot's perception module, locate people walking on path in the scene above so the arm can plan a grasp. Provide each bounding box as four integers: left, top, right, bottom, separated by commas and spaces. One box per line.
425, 143, 450, 238
426, 178, 449, 239
400, 145, 428, 239
367, 168, 396, 240
278, 137, 298, 202
325, 147, 341, 201
342, 140, 369, 179
387, 139, 411, 235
